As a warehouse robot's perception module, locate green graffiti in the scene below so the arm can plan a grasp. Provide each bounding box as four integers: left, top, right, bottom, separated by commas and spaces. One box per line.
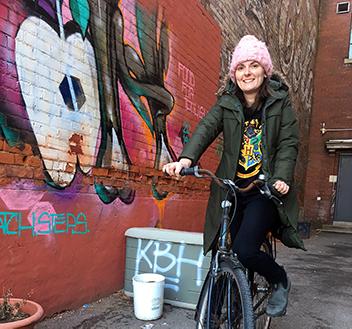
70, 0, 90, 37
0, 112, 22, 147
179, 122, 191, 145
152, 177, 168, 200
94, 183, 135, 205
112, 4, 175, 137
88, 1, 177, 202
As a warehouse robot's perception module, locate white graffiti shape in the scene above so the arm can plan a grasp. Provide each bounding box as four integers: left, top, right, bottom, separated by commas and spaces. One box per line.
15, 16, 100, 187
136, 239, 154, 270
177, 62, 206, 119
153, 241, 177, 273
176, 243, 205, 287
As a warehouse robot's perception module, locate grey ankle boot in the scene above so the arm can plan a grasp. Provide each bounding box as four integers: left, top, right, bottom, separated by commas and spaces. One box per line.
266, 277, 291, 317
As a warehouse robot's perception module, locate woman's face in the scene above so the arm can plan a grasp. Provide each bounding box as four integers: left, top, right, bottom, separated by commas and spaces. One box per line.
235, 60, 265, 96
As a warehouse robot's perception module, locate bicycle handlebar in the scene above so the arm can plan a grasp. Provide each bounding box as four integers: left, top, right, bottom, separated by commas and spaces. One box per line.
179, 166, 283, 204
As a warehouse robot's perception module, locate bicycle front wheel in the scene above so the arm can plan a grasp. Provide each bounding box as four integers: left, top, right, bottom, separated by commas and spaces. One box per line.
195, 258, 254, 329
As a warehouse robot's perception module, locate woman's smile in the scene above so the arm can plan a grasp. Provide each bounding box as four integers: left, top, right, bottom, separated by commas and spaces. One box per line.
235, 60, 265, 96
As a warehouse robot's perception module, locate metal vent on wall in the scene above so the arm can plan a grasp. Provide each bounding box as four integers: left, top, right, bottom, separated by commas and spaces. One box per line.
336, 2, 350, 14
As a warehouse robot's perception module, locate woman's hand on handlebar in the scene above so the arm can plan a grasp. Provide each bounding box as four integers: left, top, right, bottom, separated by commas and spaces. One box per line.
162, 158, 192, 177
273, 180, 289, 195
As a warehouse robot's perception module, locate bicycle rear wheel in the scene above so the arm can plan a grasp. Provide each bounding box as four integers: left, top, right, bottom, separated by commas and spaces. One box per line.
251, 241, 272, 329
195, 257, 254, 329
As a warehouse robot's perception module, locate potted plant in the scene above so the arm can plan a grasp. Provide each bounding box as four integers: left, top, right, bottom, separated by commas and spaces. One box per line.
0, 290, 44, 329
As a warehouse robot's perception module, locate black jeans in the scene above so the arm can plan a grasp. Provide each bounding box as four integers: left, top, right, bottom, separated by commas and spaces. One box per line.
229, 192, 286, 284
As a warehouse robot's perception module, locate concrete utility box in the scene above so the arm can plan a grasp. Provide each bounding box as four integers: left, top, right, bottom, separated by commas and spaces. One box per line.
124, 227, 211, 309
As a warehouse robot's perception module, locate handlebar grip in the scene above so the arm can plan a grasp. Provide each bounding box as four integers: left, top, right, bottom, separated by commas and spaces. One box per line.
179, 167, 196, 176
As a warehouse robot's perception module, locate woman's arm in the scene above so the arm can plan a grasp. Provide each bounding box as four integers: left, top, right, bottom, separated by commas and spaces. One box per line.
162, 104, 224, 177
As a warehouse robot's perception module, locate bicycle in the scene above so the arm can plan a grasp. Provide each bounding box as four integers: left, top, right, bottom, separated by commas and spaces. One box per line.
179, 166, 281, 329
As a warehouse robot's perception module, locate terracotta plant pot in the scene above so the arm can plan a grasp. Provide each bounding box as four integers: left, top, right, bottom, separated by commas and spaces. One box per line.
0, 298, 44, 329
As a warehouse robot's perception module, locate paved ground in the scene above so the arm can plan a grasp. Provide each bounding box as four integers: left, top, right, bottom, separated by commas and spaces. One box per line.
35, 231, 352, 329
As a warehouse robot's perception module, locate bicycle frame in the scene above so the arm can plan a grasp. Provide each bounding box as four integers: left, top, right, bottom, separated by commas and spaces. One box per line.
202, 180, 248, 329
181, 166, 277, 329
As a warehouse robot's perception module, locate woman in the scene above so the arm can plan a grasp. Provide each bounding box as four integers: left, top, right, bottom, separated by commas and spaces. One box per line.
163, 35, 305, 317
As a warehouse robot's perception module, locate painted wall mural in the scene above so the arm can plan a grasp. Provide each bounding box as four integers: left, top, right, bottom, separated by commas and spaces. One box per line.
0, 0, 221, 229
0, 0, 221, 315
9, 0, 178, 204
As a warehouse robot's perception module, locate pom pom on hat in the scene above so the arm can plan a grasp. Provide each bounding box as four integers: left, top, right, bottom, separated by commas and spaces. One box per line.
229, 35, 273, 82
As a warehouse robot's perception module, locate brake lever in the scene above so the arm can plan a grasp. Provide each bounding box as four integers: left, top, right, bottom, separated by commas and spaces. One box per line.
270, 194, 283, 205
258, 180, 283, 205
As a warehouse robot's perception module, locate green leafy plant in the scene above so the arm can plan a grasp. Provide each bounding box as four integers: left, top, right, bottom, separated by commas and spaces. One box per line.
0, 289, 32, 323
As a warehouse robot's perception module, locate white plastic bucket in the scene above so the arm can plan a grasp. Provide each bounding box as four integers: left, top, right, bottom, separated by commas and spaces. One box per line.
132, 273, 165, 320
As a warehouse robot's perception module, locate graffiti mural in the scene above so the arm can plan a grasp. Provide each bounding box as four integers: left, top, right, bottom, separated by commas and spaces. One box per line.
89, 0, 176, 202
2, 0, 177, 205
0, 0, 221, 225
0, 0, 221, 315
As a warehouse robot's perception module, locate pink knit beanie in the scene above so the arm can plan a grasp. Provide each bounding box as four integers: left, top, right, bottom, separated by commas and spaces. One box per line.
229, 35, 273, 82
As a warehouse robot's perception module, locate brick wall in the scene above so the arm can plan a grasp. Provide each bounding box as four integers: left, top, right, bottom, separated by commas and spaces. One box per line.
0, 0, 221, 315
303, 0, 352, 226
0, 0, 324, 317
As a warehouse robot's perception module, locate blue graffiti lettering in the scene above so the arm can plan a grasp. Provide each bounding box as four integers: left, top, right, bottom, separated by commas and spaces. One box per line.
0, 211, 89, 236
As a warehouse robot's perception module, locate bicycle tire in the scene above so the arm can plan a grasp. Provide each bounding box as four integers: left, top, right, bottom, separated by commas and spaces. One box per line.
251, 240, 272, 329
195, 257, 254, 329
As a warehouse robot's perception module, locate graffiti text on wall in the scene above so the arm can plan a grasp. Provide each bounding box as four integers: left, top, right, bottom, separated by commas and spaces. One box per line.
0, 211, 89, 236
135, 238, 207, 292
178, 62, 206, 119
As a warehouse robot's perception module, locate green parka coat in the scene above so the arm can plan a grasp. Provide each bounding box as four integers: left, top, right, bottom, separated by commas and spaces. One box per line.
180, 77, 305, 255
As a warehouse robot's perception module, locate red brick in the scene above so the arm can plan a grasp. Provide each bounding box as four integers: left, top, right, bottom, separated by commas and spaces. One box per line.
14, 153, 25, 165
0, 18, 16, 37
0, 33, 6, 48
0, 164, 5, 176
25, 156, 42, 168
0, 177, 11, 185
0, 152, 14, 164
6, 165, 33, 178
22, 144, 33, 156
92, 167, 109, 177
82, 176, 94, 185
0, 86, 21, 104
33, 167, 45, 180
0, 3, 8, 21
3, 142, 22, 154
